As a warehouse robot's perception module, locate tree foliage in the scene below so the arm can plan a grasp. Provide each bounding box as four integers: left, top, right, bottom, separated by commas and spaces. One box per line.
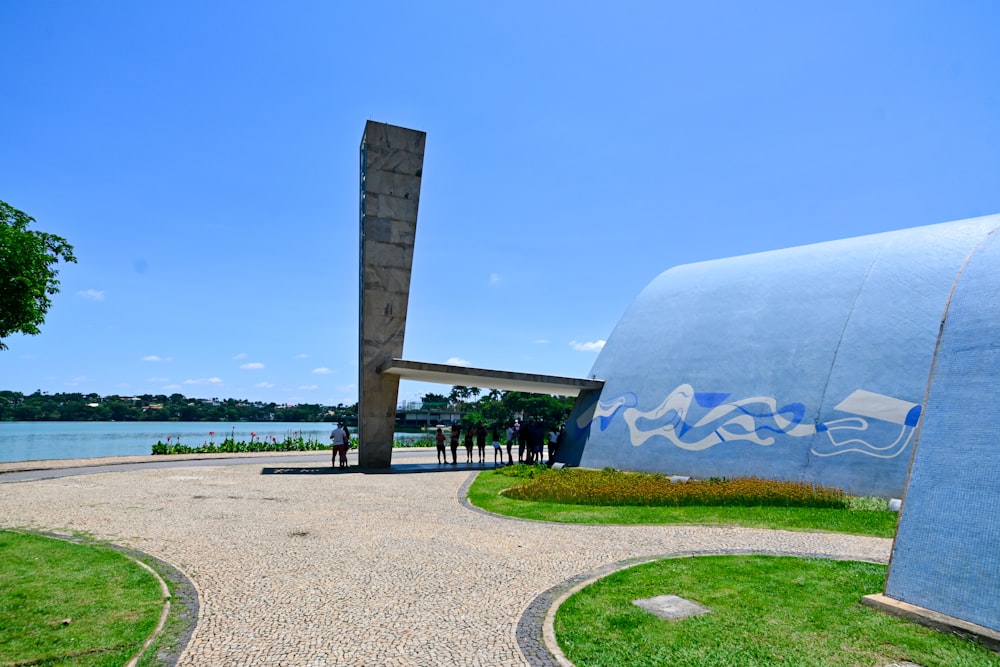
500, 391, 574, 426
448, 385, 481, 408
0, 390, 356, 423
0, 200, 77, 350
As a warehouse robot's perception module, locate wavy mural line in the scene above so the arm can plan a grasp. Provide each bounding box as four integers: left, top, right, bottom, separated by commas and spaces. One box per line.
584, 385, 921, 459
812, 389, 921, 459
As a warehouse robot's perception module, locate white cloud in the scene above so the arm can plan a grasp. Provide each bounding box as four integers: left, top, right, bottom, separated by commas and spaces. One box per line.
570, 340, 606, 352
77, 289, 105, 301
233, 352, 248, 360
312, 367, 332, 375
64, 376, 88, 386
489, 273, 501, 285
146, 376, 169, 383
163, 384, 183, 391
295, 353, 310, 359
534, 338, 550, 345
255, 381, 275, 388
142, 355, 172, 362
299, 384, 319, 390
240, 362, 264, 370
184, 377, 222, 385
445, 357, 471, 367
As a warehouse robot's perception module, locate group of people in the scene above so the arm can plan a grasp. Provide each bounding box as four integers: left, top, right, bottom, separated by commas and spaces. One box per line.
333, 419, 567, 469
434, 420, 565, 466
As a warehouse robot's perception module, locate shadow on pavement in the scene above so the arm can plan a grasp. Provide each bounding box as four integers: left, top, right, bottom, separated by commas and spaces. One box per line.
261, 463, 503, 475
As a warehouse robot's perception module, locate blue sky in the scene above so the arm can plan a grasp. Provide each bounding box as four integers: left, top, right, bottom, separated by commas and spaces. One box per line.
2, 1, 998, 407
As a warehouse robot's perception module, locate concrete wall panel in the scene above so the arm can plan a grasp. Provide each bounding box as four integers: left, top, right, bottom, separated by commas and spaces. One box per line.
563, 215, 1000, 497
884, 227, 1000, 632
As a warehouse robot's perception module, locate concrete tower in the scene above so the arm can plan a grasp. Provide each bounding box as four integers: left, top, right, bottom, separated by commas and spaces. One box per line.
357, 121, 426, 468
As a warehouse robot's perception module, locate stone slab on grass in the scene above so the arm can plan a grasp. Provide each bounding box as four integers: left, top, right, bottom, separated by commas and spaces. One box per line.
633, 594, 711, 620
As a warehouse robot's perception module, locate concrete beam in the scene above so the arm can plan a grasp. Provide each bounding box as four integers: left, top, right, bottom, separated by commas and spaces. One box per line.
378, 358, 605, 397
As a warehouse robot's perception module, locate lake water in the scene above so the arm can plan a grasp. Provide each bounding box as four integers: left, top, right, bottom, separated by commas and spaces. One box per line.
0, 422, 431, 463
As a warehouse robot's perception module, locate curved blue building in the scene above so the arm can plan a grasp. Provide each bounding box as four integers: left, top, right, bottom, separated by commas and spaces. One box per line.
561, 214, 1000, 497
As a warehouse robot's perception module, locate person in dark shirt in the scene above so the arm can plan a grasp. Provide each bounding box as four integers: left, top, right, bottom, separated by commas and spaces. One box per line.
475, 424, 487, 463
450, 424, 460, 465
464, 426, 474, 463
517, 421, 528, 463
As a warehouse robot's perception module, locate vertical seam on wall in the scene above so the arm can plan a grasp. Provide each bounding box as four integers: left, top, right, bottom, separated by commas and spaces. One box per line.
886, 227, 999, 582
811, 249, 882, 467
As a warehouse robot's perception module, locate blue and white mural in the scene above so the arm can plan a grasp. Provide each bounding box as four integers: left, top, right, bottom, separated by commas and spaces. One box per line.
581, 386, 920, 459
559, 214, 1000, 497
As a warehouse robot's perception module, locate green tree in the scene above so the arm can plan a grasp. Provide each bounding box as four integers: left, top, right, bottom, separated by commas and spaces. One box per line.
477, 391, 508, 425
501, 391, 574, 426
448, 385, 480, 409
0, 200, 76, 350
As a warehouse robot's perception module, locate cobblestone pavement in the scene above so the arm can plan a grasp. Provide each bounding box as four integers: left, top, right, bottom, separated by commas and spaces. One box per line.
0, 452, 891, 666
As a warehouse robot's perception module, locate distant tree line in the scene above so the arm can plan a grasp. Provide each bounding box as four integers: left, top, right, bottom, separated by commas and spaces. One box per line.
0, 390, 356, 423
0, 387, 576, 427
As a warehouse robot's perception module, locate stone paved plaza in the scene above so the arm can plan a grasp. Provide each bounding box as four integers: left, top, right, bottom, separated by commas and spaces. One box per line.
0, 451, 891, 665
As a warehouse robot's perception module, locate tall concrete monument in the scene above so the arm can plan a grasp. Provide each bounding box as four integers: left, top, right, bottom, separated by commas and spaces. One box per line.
355, 121, 601, 469
358, 121, 426, 468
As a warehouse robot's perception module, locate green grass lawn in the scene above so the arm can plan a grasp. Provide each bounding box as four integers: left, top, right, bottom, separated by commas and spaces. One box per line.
0, 530, 167, 667
470, 468, 996, 664
555, 555, 1000, 667
468, 467, 899, 537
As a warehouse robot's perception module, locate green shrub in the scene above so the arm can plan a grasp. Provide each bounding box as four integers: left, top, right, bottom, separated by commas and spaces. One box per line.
150, 434, 432, 455
152, 434, 328, 455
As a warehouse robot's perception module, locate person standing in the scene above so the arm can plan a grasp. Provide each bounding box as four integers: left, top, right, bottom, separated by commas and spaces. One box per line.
505, 423, 514, 464
530, 421, 544, 464
450, 424, 460, 465
548, 425, 559, 463
476, 423, 487, 463
330, 423, 341, 467
464, 426, 474, 463
340, 424, 351, 468
492, 425, 503, 465
435, 427, 447, 464
517, 421, 527, 463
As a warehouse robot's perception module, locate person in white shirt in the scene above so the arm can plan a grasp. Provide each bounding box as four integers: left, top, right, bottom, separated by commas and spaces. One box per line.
330, 423, 349, 468
548, 427, 559, 463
